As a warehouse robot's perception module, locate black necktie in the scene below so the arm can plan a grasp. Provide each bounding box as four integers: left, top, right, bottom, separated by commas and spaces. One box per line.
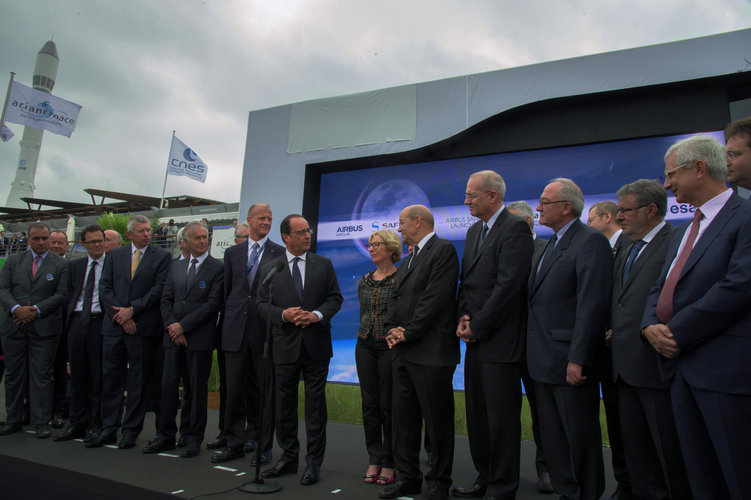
477, 223, 489, 252
536, 234, 557, 277
187, 258, 198, 288
622, 240, 646, 286
292, 257, 303, 300
80, 260, 98, 326
409, 245, 419, 268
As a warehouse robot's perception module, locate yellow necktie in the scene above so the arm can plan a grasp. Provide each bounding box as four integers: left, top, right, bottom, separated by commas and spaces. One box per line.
131, 249, 142, 278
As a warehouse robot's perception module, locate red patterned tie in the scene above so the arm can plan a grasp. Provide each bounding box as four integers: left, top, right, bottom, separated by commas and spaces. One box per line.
31, 255, 41, 278
656, 209, 704, 322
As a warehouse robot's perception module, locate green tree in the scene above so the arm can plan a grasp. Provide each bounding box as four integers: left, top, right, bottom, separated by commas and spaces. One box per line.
97, 212, 130, 243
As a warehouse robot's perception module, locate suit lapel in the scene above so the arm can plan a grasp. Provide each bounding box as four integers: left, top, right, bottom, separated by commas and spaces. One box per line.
679, 196, 739, 280
399, 234, 435, 285
529, 221, 579, 296
618, 224, 670, 297
466, 212, 506, 274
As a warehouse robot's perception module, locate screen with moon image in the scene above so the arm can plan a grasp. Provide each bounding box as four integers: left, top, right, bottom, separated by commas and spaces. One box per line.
316, 130, 724, 389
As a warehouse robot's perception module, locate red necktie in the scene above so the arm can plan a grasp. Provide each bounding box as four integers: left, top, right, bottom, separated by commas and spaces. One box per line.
656, 209, 704, 323
31, 255, 41, 278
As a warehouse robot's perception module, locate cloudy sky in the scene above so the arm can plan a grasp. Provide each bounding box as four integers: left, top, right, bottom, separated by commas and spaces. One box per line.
1, 1, 750, 207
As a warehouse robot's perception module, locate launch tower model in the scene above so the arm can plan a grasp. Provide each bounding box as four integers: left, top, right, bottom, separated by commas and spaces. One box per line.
5, 40, 59, 208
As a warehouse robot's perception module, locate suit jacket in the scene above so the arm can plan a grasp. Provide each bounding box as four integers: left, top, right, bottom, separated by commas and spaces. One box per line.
66, 255, 107, 322
532, 235, 547, 262
457, 211, 533, 363
385, 234, 460, 367
221, 238, 285, 352
161, 255, 223, 351
0, 251, 70, 337
99, 243, 171, 337
527, 220, 613, 384
256, 251, 343, 364
611, 223, 673, 389
642, 193, 751, 395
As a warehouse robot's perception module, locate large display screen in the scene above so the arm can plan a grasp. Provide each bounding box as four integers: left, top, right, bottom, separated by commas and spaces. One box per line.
316, 130, 724, 389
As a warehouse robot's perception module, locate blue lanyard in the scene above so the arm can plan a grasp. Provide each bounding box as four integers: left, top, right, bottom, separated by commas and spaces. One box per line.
246, 240, 267, 275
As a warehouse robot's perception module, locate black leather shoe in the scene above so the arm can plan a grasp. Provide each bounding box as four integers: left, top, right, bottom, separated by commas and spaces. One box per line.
50, 414, 65, 429
54, 427, 85, 441
300, 464, 321, 486
424, 485, 448, 500
451, 483, 487, 498
0, 423, 23, 436
206, 436, 226, 450
177, 436, 187, 447
36, 425, 52, 439
118, 435, 137, 449
86, 433, 117, 448
261, 459, 298, 478
244, 438, 258, 453
147, 435, 160, 445
180, 444, 200, 458
379, 479, 422, 499
537, 471, 554, 494
249, 449, 272, 466
211, 447, 245, 463
142, 438, 176, 454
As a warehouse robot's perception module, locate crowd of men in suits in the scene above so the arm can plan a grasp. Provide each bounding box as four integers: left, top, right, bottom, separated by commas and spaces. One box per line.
1, 117, 751, 500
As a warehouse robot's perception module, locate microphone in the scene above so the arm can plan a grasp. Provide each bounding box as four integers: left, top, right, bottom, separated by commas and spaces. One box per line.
260, 260, 285, 287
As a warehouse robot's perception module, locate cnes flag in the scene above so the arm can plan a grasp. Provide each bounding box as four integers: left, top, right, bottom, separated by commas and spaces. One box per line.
167, 136, 208, 183
5, 81, 82, 138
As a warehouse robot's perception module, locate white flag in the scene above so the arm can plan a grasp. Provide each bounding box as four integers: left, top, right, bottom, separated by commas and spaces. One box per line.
167, 135, 208, 183
1, 124, 13, 142
4, 81, 82, 138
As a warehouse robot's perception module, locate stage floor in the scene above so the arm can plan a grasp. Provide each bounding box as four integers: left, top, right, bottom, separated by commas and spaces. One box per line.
0, 390, 616, 499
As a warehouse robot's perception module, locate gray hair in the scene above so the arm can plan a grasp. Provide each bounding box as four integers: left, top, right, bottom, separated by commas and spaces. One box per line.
184, 221, 207, 238
176, 227, 186, 243
664, 134, 726, 182
126, 214, 150, 232
616, 179, 668, 219
550, 178, 584, 216
234, 222, 250, 238
506, 201, 534, 220
470, 170, 506, 200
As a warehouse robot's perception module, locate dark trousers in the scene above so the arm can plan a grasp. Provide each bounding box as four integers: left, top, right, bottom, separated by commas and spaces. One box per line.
617, 381, 691, 500
464, 347, 521, 500
216, 346, 226, 436
533, 379, 604, 500
275, 351, 328, 465
355, 337, 393, 468
600, 347, 630, 494
100, 335, 157, 438
224, 334, 275, 451
158, 346, 211, 444
671, 366, 751, 500
52, 330, 69, 415
392, 355, 455, 488
1, 325, 58, 425
520, 362, 547, 477
66, 313, 103, 433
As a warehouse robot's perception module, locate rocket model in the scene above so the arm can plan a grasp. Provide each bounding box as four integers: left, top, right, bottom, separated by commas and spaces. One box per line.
5, 40, 59, 208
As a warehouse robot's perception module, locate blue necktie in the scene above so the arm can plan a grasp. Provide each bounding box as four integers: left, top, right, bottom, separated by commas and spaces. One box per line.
247, 242, 260, 288
622, 240, 646, 286
477, 223, 489, 252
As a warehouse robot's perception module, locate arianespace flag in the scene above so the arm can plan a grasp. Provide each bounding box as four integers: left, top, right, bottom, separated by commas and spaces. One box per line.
4, 81, 82, 138
167, 135, 208, 183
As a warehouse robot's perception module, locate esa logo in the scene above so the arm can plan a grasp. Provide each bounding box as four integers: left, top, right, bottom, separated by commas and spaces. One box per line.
669, 204, 696, 215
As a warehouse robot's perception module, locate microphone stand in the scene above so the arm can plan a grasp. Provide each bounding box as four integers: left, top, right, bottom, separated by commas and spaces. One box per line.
239, 279, 281, 494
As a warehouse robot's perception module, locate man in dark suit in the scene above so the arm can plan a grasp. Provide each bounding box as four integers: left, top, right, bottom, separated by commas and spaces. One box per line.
92, 215, 171, 449
725, 117, 751, 191
610, 180, 691, 500
212, 204, 285, 464
527, 178, 612, 500
257, 214, 342, 486
54, 225, 107, 444
0, 222, 70, 438
379, 205, 459, 500
642, 135, 751, 499
144, 221, 223, 458
506, 200, 553, 495
48, 229, 70, 429
452, 172, 532, 500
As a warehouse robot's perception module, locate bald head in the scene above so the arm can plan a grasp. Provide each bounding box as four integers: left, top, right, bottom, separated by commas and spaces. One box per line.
398, 204, 435, 246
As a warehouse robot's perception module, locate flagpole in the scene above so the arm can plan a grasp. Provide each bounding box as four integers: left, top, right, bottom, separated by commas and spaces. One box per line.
0, 72, 16, 131
160, 130, 175, 209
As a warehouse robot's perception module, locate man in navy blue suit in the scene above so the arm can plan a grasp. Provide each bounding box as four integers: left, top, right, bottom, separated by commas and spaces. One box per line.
642, 135, 751, 499
91, 215, 171, 449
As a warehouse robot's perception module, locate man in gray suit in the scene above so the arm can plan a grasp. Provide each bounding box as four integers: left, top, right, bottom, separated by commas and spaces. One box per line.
527, 178, 612, 500
610, 179, 690, 499
0, 222, 70, 438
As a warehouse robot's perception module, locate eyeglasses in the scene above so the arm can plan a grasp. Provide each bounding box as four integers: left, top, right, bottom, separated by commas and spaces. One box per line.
465, 190, 491, 200
664, 161, 692, 180
727, 150, 743, 160
538, 199, 569, 207
83, 239, 105, 245
367, 242, 385, 249
290, 228, 313, 236
616, 204, 650, 215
